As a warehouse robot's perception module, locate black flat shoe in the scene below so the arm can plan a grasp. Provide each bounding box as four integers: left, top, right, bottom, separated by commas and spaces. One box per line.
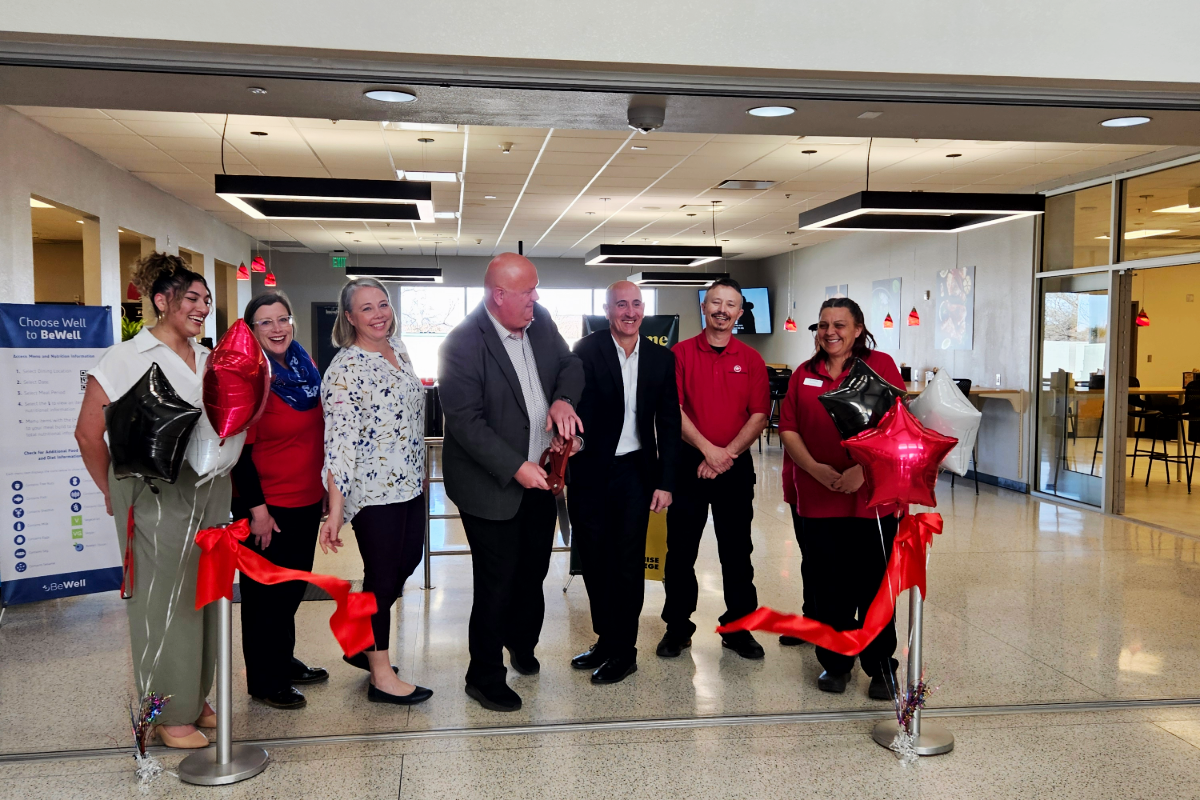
591, 657, 637, 685
655, 635, 691, 658
869, 671, 898, 701
508, 649, 540, 676
571, 645, 606, 670
343, 652, 399, 675
817, 671, 849, 694
779, 635, 806, 646
721, 632, 765, 660
465, 682, 522, 712
289, 658, 329, 685
252, 686, 307, 709
367, 683, 433, 706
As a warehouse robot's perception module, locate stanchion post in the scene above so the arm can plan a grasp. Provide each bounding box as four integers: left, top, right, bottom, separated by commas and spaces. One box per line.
422, 441, 434, 591
177, 596, 270, 785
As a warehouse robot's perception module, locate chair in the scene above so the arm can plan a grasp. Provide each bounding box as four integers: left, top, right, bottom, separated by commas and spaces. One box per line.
1086, 373, 1105, 476
1140, 395, 1187, 486
760, 366, 792, 451
1128, 375, 1160, 478
1181, 382, 1200, 493
948, 378, 979, 495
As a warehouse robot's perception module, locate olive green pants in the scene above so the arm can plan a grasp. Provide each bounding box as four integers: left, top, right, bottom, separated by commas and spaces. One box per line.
110, 464, 231, 726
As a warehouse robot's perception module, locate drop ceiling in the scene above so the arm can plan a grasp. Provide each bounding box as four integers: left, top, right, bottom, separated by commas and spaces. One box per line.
11, 106, 1169, 260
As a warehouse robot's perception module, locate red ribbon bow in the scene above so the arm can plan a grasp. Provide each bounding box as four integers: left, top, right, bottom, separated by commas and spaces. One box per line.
195, 519, 378, 657
716, 512, 942, 656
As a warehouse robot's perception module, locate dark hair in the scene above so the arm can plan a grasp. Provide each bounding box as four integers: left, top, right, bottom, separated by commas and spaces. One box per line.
704, 277, 743, 300
803, 297, 877, 375
130, 252, 209, 320
243, 291, 294, 325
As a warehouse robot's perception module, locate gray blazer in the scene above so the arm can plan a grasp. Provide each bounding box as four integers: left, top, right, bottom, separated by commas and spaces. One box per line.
438, 302, 585, 521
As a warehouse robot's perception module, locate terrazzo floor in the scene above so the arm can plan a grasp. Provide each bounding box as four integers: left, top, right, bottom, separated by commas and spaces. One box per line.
4, 444, 1200, 796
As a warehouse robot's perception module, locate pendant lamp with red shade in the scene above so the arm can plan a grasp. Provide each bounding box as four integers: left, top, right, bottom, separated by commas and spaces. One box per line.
237, 262, 250, 281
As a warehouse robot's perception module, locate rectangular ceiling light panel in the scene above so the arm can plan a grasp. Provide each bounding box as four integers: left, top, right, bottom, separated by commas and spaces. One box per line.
585, 244, 722, 268
629, 271, 730, 287
397, 170, 459, 183
716, 180, 776, 190
215, 174, 434, 222
345, 266, 443, 283
797, 191, 1044, 233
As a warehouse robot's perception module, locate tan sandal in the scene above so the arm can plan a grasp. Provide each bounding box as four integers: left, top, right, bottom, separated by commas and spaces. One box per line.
157, 726, 209, 749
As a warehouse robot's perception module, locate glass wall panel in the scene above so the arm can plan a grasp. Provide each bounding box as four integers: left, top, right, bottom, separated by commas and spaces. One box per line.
1122, 160, 1200, 262
1041, 183, 1112, 270
1035, 273, 1109, 506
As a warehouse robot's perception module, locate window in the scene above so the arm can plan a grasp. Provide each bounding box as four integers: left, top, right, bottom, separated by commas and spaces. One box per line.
1041, 183, 1112, 271
400, 286, 656, 379
1121, 161, 1200, 262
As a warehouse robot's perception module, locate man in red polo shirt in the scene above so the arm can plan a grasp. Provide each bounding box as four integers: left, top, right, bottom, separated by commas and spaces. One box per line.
657, 278, 770, 660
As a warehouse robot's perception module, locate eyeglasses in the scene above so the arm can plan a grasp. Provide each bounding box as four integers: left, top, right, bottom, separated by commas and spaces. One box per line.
251, 315, 294, 330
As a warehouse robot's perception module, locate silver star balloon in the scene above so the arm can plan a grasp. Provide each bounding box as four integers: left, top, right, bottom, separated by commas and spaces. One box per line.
908, 370, 981, 477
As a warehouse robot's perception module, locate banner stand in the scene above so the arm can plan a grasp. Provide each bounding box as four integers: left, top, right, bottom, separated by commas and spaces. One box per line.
177, 597, 269, 785
871, 585, 954, 756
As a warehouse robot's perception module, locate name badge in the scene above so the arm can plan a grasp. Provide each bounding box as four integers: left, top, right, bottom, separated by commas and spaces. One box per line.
803, 377, 823, 387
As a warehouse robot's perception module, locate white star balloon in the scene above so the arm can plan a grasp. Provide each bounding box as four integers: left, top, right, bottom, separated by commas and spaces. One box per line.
908, 370, 982, 477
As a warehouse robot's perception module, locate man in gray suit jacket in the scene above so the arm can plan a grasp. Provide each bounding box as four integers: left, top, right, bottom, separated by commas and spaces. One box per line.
439, 253, 585, 712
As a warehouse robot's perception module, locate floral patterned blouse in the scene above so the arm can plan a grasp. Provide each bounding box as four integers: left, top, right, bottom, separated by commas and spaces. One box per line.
321, 335, 425, 521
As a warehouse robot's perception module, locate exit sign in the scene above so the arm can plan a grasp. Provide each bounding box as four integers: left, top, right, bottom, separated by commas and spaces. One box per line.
331, 255, 347, 269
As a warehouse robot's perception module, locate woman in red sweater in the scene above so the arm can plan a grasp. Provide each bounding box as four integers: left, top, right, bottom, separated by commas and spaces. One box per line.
777, 297, 905, 701
231, 292, 328, 710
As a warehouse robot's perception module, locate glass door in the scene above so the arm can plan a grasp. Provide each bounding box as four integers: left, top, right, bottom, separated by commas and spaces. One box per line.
1035, 273, 1110, 506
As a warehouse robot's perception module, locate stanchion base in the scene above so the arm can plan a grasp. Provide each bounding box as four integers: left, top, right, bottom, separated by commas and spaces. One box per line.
177, 744, 269, 786
871, 720, 954, 756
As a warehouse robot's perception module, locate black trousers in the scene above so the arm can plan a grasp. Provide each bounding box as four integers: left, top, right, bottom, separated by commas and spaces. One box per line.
460, 488, 558, 688
789, 505, 814, 617
661, 447, 758, 639
571, 452, 653, 660
796, 514, 899, 678
235, 500, 322, 698
352, 496, 427, 651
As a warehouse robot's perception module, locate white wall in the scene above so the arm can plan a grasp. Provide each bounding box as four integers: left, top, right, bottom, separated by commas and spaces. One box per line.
753, 220, 1037, 485
5, 2, 1198, 85
1130, 263, 1200, 388
0, 105, 254, 340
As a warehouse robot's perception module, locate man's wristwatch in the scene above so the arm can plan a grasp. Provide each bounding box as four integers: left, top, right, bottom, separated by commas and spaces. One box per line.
556, 396, 575, 407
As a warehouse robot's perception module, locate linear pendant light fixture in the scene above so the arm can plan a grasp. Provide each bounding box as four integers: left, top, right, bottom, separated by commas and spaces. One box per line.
797, 191, 1044, 233
345, 265, 443, 283
585, 244, 723, 268
215, 175, 434, 222
629, 271, 729, 287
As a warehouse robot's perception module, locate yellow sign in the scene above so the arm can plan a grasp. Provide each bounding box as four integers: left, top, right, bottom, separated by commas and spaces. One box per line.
645, 511, 668, 581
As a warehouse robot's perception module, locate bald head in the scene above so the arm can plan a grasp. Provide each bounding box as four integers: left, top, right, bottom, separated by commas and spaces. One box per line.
484, 252, 540, 332
605, 280, 645, 340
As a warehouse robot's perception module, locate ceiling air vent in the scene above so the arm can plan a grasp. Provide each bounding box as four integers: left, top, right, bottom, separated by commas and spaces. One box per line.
716, 180, 776, 190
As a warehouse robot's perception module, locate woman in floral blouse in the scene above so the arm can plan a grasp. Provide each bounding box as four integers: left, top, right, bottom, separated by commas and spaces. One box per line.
319, 277, 432, 706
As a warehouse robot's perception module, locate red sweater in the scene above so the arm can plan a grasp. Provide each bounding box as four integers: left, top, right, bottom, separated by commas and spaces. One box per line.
243, 392, 325, 508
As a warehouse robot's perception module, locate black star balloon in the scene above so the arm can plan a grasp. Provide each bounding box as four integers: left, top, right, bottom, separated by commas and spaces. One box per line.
105, 363, 202, 491
818, 357, 906, 440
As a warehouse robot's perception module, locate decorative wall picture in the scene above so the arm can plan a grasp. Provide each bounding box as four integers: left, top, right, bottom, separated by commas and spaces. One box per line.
935, 265, 975, 350
825, 284, 848, 300
871, 277, 902, 350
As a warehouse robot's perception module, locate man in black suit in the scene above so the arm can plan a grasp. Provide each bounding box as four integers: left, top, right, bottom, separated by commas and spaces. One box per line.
567, 280, 681, 684
439, 253, 585, 712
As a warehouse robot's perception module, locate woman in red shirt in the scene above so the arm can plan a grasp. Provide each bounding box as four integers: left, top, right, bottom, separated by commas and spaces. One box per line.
231, 292, 328, 710
777, 297, 904, 701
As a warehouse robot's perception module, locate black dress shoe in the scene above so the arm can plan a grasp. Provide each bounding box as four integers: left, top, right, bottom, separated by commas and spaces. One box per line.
571, 645, 606, 670
817, 671, 849, 694
869, 671, 899, 701
779, 635, 807, 646
591, 656, 637, 685
721, 632, 765, 660
289, 658, 329, 685
252, 686, 307, 709
367, 683, 433, 706
342, 652, 399, 675
655, 635, 691, 658
508, 649, 540, 676
465, 682, 522, 712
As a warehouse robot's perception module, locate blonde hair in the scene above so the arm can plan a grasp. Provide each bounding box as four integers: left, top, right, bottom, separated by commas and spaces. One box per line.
331, 278, 396, 348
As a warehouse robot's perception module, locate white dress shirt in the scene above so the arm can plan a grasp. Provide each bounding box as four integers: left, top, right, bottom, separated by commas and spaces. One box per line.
612, 334, 641, 456
486, 307, 552, 463
89, 326, 207, 406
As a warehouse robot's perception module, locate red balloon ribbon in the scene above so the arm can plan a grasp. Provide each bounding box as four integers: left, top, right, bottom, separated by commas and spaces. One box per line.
717, 512, 943, 656
194, 519, 378, 657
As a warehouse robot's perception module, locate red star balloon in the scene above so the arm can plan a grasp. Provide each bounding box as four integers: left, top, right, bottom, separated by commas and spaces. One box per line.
203, 319, 270, 438
843, 399, 957, 509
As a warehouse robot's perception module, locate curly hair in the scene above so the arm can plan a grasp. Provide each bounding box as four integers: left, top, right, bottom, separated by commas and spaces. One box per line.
130, 252, 208, 320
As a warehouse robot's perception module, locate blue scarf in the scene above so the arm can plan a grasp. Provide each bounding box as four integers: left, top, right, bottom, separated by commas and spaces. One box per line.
270, 340, 322, 411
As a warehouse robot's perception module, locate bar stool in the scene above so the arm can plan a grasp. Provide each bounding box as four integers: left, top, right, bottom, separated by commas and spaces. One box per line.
948, 378, 979, 495
1140, 395, 1187, 485
760, 366, 792, 451
1181, 382, 1200, 493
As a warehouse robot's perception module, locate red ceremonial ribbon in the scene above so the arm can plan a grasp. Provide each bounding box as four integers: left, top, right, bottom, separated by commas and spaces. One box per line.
716, 512, 943, 656
194, 519, 378, 657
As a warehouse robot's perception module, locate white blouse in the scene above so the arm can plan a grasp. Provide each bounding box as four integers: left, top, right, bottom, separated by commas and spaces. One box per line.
89, 327, 208, 406
321, 335, 425, 521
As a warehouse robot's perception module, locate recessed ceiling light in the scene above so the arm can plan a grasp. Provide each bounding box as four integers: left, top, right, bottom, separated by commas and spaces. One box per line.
1101, 116, 1151, 127
29, 198, 54, 208
365, 89, 417, 103
484, 195, 497, 200
1154, 204, 1200, 214
248, 87, 268, 95
397, 170, 458, 183
1096, 229, 1179, 240
747, 106, 795, 117
250, 131, 268, 137
631, 145, 648, 151
858, 111, 883, 119
383, 122, 458, 132
433, 211, 459, 219
76, 219, 84, 224
946, 153, 962, 158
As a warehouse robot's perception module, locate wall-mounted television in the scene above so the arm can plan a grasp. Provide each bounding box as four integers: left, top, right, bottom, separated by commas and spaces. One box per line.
698, 287, 771, 334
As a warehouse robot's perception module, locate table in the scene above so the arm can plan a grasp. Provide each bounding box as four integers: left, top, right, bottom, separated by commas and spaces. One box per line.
905, 384, 1028, 481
